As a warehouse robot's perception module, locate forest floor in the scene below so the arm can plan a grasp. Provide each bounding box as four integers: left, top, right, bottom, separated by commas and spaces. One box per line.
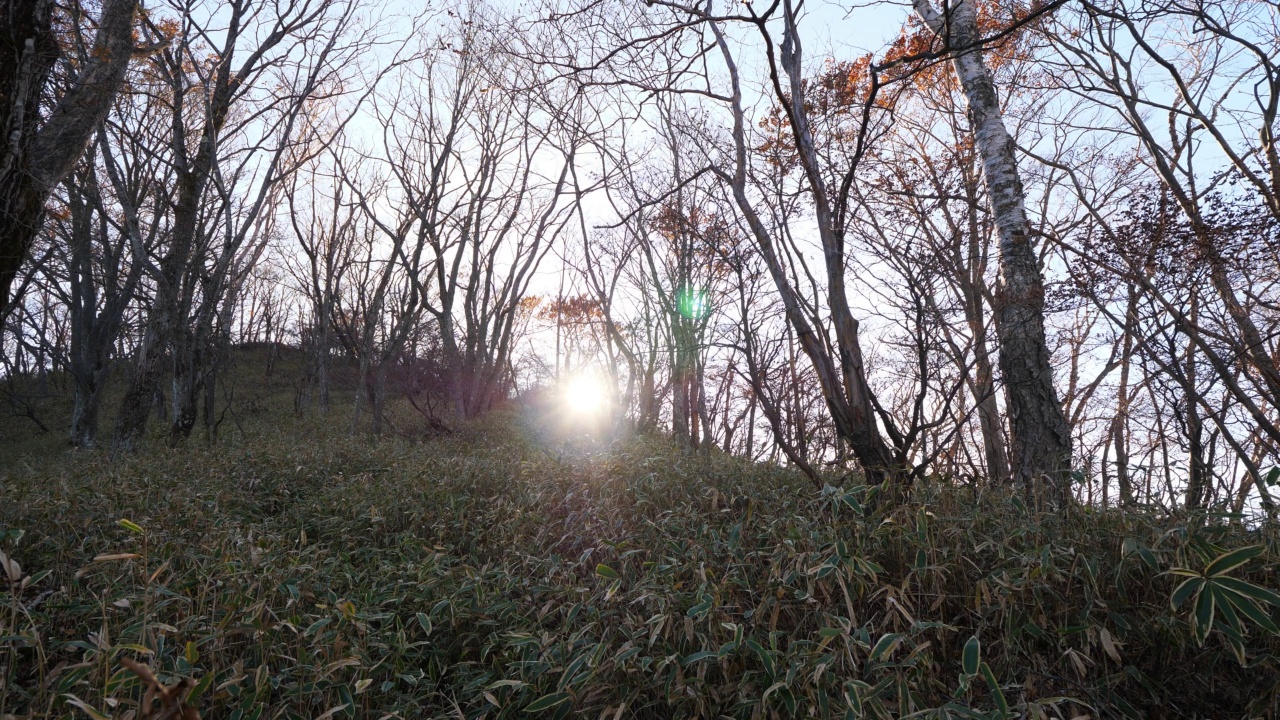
2, 350, 1279, 719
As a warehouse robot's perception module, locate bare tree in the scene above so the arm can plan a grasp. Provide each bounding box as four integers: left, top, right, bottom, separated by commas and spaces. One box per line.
286, 155, 360, 416
1033, 0, 1280, 509
112, 0, 360, 451
910, 0, 1072, 498
353, 12, 582, 423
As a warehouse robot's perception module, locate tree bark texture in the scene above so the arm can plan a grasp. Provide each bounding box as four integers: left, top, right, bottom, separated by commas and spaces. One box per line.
1, 0, 137, 316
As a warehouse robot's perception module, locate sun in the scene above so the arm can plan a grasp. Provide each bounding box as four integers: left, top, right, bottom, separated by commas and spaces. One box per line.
562, 372, 609, 417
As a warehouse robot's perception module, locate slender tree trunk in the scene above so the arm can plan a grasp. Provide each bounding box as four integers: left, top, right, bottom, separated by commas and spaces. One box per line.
710, 15, 897, 482
1113, 286, 1137, 505
638, 358, 658, 432
671, 314, 692, 447
962, 267, 1010, 483
304, 302, 334, 415
959, 189, 1011, 484
972, 338, 1009, 483
914, 0, 1072, 499
787, 326, 808, 462
672, 372, 690, 447
68, 286, 117, 450
1183, 297, 1208, 510
67, 171, 101, 448
204, 358, 219, 443
1184, 391, 1207, 510
350, 353, 368, 435
779, 16, 897, 479
317, 325, 331, 414
696, 359, 712, 454
1101, 433, 1113, 508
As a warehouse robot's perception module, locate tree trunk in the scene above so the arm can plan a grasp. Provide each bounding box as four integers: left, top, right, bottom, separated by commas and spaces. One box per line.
350, 354, 368, 435
316, 325, 331, 414
697, 371, 713, 456
1183, 297, 1207, 510
672, 338, 691, 447
1, 0, 137, 317
204, 359, 219, 443
972, 334, 1009, 484
66, 168, 101, 448
1112, 286, 1137, 505
69, 370, 106, 448
370, 363, 388, 438
638, 357, 658, 432
959, 184, 1011, 484
68, 300, 114, 449
111, 325, 163, 453
771, 14, 897, 480
914, 0, 1072, 499
169, 350, 202, 444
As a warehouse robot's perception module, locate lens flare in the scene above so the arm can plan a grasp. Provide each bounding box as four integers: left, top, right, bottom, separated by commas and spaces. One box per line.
676, 286, 711, 320
562, 372, 609, 416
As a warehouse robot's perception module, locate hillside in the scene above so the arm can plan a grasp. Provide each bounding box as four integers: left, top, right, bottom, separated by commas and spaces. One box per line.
2, 357, 1280, 718
5, 0, 1280, 715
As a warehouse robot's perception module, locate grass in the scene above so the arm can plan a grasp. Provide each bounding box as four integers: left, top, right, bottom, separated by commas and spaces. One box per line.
2, 352, 1280, 719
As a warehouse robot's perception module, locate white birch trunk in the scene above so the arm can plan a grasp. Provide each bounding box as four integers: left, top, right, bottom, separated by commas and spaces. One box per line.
913, 0, 1073, 498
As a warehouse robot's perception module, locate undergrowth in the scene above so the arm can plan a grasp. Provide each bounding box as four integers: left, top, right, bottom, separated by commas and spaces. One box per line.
2, 403, 1280, 718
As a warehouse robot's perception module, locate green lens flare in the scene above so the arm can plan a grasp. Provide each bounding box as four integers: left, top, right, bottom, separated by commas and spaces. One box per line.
676, 286, 711, 319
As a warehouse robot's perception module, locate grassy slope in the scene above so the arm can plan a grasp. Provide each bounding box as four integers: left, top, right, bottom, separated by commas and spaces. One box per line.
2, 353, 1280, 719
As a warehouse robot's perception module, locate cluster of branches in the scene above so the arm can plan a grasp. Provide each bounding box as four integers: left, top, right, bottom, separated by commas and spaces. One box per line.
531, 0, 1278, 515
2, 0, 1278, 517
2, 0, 585, 449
